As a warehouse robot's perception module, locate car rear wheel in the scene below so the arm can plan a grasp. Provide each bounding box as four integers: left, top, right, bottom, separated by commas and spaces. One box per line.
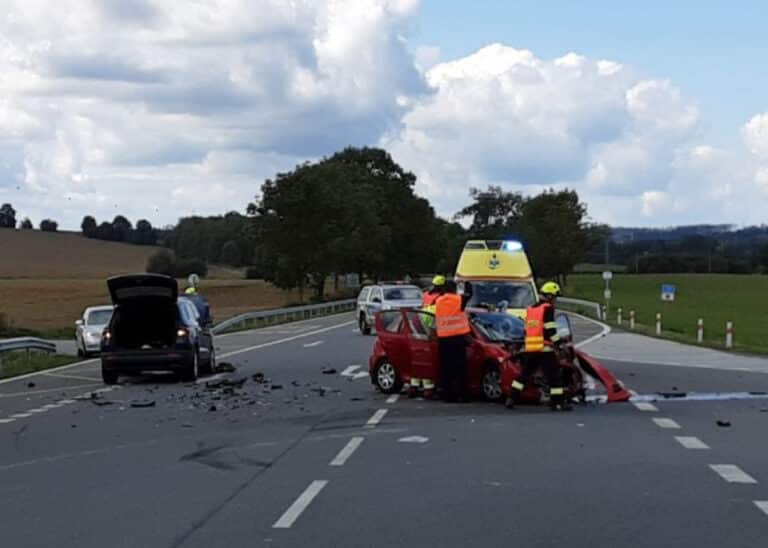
181, 350, 199, 382
359, 314, 371, 335
205, 344, 216, 375
373, 359, 402, 394
101, 367, 119, 385
481, 364, 503, 402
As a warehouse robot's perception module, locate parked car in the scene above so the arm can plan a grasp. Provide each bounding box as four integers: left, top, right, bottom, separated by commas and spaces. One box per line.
75, 305, 113, 358
368, 308, 631, 404
356, 284, 424, 335
100, 274, 216, 385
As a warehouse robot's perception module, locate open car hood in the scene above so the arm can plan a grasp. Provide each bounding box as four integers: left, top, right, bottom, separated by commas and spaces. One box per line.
107, 274, 178, 306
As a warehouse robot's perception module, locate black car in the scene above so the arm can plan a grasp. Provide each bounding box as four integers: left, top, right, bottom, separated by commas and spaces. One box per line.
100, 274, 215, 384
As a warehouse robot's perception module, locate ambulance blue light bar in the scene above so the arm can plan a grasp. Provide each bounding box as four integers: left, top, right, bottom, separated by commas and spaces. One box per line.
503, 240, 523, 252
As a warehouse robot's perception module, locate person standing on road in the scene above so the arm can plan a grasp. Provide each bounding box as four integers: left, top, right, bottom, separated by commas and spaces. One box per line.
435, 280, 471, 402
505, 281, 572, 411
408, 275, 446, 398
184, 275, 211, 326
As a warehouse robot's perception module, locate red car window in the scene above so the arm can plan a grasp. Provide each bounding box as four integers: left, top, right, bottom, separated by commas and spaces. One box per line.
405, 311, 435, 340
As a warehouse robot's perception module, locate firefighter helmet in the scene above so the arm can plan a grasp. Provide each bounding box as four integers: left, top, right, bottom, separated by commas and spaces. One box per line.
540, 281, 561, 296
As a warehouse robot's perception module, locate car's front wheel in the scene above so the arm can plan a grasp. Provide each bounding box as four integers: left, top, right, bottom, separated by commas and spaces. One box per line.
181, 350, 199, 382
101, 366, 119, 385
481, 363, 503, 402
373, 359, 402, 394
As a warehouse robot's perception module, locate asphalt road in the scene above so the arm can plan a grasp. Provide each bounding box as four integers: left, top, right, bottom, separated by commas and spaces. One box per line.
2, 312, 768, 547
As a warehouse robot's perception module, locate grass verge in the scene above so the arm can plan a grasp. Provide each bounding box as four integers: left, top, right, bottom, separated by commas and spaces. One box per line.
0, 350, 78, 379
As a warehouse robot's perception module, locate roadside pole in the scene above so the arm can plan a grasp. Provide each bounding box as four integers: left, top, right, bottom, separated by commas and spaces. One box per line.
726, 321, 734, 349
617, 307, 622, 326
697, 318, 704, 344
629, 310, 635, 330
656, 313, 662, 336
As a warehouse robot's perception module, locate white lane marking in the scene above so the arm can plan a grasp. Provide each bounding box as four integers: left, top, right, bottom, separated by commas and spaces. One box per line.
0, 382, 102, 399
675, 436, 710, 450
58, 399, 76, 404
710, 465, 757, 484
219, 320, 355, 359
652, 418, 681, 429
42, 403, 62, 409
26, 408, 49, 414
330, 437, 364, 466
365, 408, 388, 428
634, 402, 659, 412
755, 501, 768, 516
44, 372, 102, 382
352, 372, 369, 380
0, 418, 16, 424
569, 312, 612, 348
386, 394, 399, 404
273, 480, 328, 529
340, 365, 361, 377
10, 413, 32, 418
302, 340, 324, 348
398, 436, 429, 444
0, 358, 98, 386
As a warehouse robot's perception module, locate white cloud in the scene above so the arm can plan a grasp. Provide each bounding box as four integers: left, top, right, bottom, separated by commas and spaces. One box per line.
744, 113, 768, 157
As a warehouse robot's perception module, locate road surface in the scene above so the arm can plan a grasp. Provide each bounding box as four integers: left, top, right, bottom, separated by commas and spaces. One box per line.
2, 313, 768, 547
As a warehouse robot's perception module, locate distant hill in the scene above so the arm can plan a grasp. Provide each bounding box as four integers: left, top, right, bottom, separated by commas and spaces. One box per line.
611, 224, 736, 243
0, 229, 239, 279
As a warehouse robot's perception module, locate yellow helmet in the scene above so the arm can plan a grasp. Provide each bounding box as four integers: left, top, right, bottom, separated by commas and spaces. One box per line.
540, 281, 561, 296
184, 287, 197, 295
432, 275, 446, 286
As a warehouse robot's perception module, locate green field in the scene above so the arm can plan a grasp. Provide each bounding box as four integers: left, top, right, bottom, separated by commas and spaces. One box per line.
565, 274, 768, 354
0, 351, 77, 379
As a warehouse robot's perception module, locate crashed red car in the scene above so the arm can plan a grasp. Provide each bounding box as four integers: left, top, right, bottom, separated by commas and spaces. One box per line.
368, 308, 630, 404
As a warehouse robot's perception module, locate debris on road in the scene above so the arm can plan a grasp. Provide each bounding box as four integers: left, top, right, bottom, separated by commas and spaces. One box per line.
27, 382, 36, 388
271, 384, 283, 390
90, 398, 113, 407
716, 420, 731, 427
217, 362, 236, 373
130, 400, 156, 408
657, 392, 687, 399
208, 404, 217, 412
252, 372, 267, 384
321, 367, 337, 374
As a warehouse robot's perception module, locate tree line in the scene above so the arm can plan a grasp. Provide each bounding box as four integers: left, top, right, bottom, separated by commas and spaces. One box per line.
80, 215, 158, 245
0, 203, 58, 232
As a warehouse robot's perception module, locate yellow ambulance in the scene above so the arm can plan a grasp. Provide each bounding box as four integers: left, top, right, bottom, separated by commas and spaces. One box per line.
454, 240, 538, 319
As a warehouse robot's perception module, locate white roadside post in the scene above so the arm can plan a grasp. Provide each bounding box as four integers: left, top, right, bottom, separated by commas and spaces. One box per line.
601, 305, 607, 321
697, 318, 704, 344
617, 307, 623, 326
656, 313, 662, 336
629, 310, 636, 330
726, 321, 734, 349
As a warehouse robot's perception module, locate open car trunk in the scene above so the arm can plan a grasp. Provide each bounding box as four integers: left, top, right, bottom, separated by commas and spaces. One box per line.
107, 274, 179, 350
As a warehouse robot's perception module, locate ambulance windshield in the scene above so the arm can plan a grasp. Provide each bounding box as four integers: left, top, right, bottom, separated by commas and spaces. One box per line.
466, 281, 536, 310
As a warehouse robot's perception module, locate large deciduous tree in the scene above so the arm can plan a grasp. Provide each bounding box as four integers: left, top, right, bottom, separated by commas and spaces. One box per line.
0, 203, 17, 228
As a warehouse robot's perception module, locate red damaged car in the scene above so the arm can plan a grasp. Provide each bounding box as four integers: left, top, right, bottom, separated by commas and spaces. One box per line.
368, 308, 630, 405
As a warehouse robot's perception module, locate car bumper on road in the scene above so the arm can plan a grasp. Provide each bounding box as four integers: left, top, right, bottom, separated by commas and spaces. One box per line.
101, 349, 193, 372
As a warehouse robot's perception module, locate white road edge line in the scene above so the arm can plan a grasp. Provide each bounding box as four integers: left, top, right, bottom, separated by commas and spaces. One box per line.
386, 394, 400, 404
220, 320, 355, 359
569, 311, 612, 349
675, 436, 710, 450
710, 464, 757, 484
634, 402, 659, 412
330, 437, 364, 466
652, 418, 681, 429
0, 418, 16, 424
302, 340, 324, 348
365, 408, 388, 428
273, 480, 328, 529
754, 501, 768, 516
10, 413, 32, 418
26, 408, 49, 414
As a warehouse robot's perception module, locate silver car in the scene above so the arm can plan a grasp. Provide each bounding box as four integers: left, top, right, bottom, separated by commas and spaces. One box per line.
75, 305, 114, 358
356, 284, 424, 335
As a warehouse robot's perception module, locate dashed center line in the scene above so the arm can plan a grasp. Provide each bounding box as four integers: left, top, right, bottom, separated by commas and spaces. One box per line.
652, 418, 681, 429
710, 464, 757, 484
365, 408, 388, 428
386, 394, 400, 404
633, 402, 658, 412
27, 408, 48, 414
273, 480, 328, 529
330, 437, 364, 466
10, 413, 32, 419
675, 436, 710, 450
302, 340, 324, 348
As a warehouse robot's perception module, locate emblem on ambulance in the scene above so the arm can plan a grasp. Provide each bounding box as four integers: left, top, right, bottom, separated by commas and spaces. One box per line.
488, 253, 500, 270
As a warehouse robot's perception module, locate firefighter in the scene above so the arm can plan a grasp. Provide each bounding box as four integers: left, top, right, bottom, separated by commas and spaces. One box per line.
505, 281, 572, 411
407, 275, 445, 398
435, 280, 471, 402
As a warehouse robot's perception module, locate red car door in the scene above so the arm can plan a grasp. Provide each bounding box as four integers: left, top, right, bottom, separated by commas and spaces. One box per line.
404, 310, 439, 385
375, 310, 412, 380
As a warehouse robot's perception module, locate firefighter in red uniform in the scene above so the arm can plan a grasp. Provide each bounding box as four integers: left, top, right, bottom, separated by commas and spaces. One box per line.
505, 281, 572, 411
435, 280, 471, 402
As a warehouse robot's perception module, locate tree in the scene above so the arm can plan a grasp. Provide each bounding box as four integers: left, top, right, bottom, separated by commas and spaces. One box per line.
0, 203, 16, 228
81, 215, 97, 238
96, 221, 115, 241
112, 215, 133, 242
39, 219, 58, 232
133, 219, 157, 245
146, 249, 176, 276
455, 186, 524, 239
20, 218, 33, 230
220, 240, 242, 267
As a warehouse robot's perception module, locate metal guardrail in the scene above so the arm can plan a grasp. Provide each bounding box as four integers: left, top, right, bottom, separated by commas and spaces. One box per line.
0, 337, 57, 354
559, 297, 602, 319
211, 299, 357, 335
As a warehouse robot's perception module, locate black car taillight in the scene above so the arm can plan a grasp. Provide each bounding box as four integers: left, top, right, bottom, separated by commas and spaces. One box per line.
176, 328, 189, 341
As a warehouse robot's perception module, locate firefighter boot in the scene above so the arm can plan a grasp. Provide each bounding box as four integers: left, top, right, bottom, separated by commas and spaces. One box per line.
506, 380, 525, 409
549, 388, 572, 411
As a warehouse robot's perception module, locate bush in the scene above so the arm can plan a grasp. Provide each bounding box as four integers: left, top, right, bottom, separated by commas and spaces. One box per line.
175, 257, 208, 278
244, 266, 263, 280
146, 249, 177, 276
39, 219, 58, 232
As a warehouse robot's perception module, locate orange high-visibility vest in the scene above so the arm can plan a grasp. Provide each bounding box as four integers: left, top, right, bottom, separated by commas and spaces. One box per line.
435, 294, 470, 338
524, 302, 553, 352
423, 291, 440, 312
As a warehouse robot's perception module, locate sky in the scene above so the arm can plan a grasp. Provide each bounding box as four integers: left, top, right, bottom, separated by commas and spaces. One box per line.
1, 0, 767, 230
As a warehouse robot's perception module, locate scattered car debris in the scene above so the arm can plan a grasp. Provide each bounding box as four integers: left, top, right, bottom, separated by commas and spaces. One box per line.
716, 420, 731, 427
208, 405, 217, 412
217, 362, 236, 373
182, 423, 194, 428
27, 382, 36, 388
657, 392, 687, 398
271, 384, 283, 390
252, 372, 267, 384
321, 367, 337, 374
130, 400, 156, 408
91, 398, 113, 407
291, 380, 301, 387
349, 397, 365, 401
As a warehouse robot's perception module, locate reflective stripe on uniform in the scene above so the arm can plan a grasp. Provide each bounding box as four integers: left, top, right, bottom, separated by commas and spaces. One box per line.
410, 378, 421, 387
511, 380, 525, 390
423, 379, 435, 390
549, 387, 564, 395
544, 321, 559, 329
